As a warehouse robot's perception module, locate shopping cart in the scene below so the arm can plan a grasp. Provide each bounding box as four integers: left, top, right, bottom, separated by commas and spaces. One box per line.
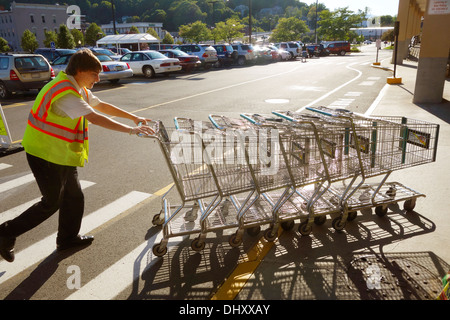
210, 113, 338, 240
274, 107, 439, 230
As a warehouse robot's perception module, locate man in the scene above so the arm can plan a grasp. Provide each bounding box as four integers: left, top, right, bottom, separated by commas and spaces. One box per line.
0, 49, 154, 263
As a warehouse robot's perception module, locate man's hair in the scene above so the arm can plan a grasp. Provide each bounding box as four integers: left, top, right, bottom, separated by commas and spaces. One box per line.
66, 49, 102, 76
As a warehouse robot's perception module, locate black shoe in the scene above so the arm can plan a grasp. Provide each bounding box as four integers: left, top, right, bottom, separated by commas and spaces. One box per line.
57, 235, 94, 251
0, 236, 16, 263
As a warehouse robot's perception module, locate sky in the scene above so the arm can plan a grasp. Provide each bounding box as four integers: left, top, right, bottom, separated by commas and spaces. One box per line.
303, 0, 400, 17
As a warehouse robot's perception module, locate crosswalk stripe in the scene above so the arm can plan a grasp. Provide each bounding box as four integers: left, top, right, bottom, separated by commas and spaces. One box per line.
0, 164, 12, 171
0, 173, 34, 193
0, 180, 96, 225
66, 233, 185, 300
0, 190, 152, 285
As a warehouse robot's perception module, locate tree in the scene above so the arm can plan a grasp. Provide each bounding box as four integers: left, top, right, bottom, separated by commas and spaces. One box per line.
146, 27, 161, 41
162, 32, 174, 44
213, 18, 245, 43
179, 20, 212, 43
270, 17, 309, 42
85, 23, 105, 46
318, 7, 365, 41
71, 29, 84, 47
21, 29, 39, 53
0, 37, 10, 52
57, 24, 76, 49
43, 30, 58, 48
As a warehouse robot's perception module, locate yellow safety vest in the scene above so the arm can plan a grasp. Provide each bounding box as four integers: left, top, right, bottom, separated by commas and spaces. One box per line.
22, 72, 89, 167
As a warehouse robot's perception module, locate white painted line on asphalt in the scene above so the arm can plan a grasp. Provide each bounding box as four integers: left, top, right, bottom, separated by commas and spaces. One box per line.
66, 232, 185, 300
0, 163, 12, 171
365, 83, 389, 116
0, 191, 152, 285
296, 62, 364, 112
0, 173, 34, 193
0, 180, 96, 225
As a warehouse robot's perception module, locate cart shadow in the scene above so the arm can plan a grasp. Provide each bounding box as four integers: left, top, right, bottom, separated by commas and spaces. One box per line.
126, 203, 444, 300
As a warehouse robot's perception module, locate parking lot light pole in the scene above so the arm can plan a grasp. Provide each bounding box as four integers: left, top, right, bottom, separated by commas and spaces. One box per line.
249, 0, 252, 44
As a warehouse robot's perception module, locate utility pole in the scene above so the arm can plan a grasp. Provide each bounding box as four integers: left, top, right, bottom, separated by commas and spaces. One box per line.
111, 0, 116, 34
249, 0, 252, 44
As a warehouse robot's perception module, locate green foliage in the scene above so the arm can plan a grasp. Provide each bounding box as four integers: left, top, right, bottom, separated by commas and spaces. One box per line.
43, 30, 57, 48
212, 18, 245, 43
270, 17, 309, 42
0, 37, 10, 52
21, 29, 39, 53
318, 7, 364, 41
179, 20, 211, 43
57, 24, 76, 49
85, 22, 105, 46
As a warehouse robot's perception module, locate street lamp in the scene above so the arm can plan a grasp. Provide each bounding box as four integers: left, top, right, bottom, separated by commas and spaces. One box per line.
248, 0, 252, 44
314, 0, 318, 43
208, 0, 219, 44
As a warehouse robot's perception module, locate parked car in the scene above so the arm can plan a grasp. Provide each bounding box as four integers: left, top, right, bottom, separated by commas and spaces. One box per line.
305, 43, 328, 57
275, 42, 301, 59
267, 45, 290, 61
158, 49, 201, 72
253, 46, 273, 64
149, 44, 178, 50
212, 44, 237, 67
175, 44, 218, 70
120, 50, 181, 78
89, 47, 122, 60
34, 48, 77, 62
0, 53, 54, 99
231, 43, 256, 66
323, 41, 351, 55
110, 47, 132, 55
51, 53, 133, 83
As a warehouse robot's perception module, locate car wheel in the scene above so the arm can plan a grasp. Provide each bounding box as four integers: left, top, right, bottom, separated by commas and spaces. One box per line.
0, 82, 11, 99
143, 66, 155, 78
340, 50, 346, 56
237, 56, 245, 66
109, 79, 119, 84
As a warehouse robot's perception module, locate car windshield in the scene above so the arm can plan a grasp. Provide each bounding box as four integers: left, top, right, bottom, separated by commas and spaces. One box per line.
145, 51, 167, 59
96, 54, 113, 62
15, 56, 49, 71
94, 49, 114, 56
170, 50, 189, 57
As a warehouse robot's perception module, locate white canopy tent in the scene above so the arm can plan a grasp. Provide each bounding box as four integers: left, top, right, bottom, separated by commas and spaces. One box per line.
96, 33, 160, 50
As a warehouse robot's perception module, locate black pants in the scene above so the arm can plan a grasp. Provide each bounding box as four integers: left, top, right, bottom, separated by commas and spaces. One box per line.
0, 153, 84, 244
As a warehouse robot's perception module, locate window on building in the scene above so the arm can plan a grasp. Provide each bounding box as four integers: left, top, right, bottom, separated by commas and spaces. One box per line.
30, 15, 34, 23
42, 15, 46, 23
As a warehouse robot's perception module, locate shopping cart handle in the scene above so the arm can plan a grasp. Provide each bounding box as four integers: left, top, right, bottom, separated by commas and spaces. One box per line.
240, 113, 258, 125
272, 111, 294, 122
208, 114, 225, 130
137, 120, 159, 138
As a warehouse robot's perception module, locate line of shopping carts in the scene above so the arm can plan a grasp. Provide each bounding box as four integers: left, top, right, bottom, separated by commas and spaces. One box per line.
139, 106, 440, 257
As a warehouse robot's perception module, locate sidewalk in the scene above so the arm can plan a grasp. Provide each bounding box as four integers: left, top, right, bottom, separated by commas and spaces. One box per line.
233, 59, 450, 300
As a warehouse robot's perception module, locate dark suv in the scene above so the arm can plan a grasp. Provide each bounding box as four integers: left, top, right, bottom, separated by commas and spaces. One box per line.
0, 53, 54, 99
212, 44, 237, 67
34, 48, 76, 62
324, 41, 351, 56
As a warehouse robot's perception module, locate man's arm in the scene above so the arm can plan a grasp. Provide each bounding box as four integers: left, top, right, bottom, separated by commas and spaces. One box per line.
84, 110, 154, 135
92, 101, 149, 125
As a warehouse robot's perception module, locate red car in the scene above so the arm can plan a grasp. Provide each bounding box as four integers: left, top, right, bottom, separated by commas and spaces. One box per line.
158, 49, 201, 72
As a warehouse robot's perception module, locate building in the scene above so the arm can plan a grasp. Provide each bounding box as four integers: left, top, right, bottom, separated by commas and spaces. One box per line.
101, 22, 164, 40
0, 1, 69, 51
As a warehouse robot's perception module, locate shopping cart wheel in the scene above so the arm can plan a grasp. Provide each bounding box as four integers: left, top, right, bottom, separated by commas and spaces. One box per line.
314, 215, 326, 225
152, 243, 167, 257
152, 212, 163, 226
247, 226, 261, 237
347, 211, 358, 221
191, 237, 206, 252
228, 232, 242, 248
281, 220, 295, 231
298, 220, 312, 236
332, 216, 346, 232
375, 206, 388, 217
264, 228, 278, 242
403, 199, 416, 212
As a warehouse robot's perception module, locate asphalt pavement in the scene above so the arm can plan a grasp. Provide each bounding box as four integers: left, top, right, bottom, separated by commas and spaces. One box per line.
215, 58, 450, 301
